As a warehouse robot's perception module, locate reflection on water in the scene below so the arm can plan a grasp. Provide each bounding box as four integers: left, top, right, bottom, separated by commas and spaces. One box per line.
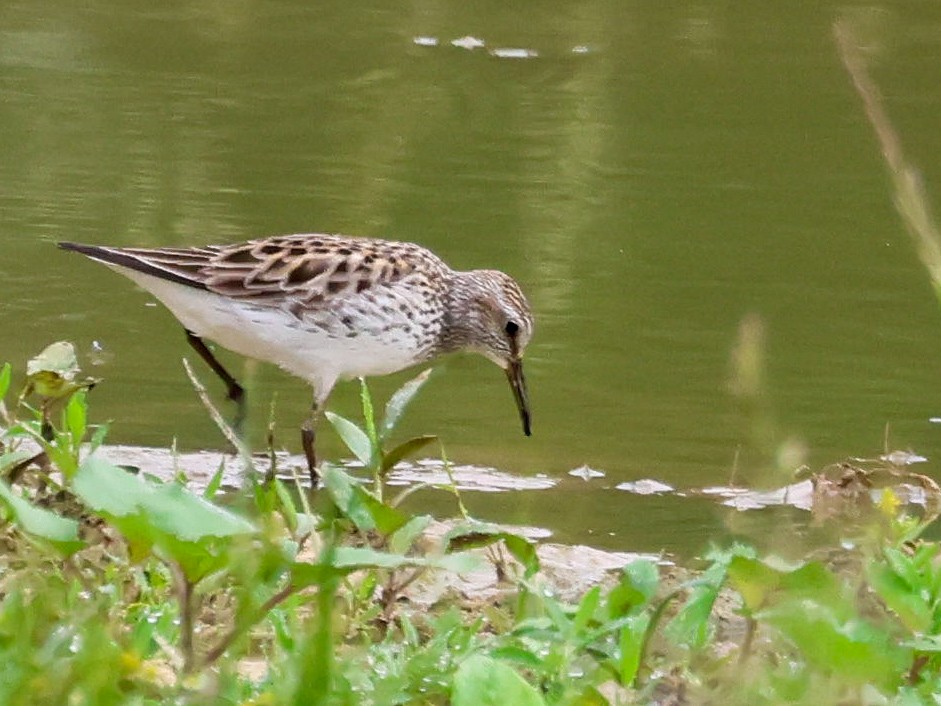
2, 1, 941, 555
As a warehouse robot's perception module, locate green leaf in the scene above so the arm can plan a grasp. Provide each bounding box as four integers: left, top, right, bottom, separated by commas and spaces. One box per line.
867, 559, 932, 632
0, 450, 36, 474
727, 556, 849, 618
380, 434, 437, 474
65, 391, 87, 447
381, 369, 432, 440
0, 479, 83, 555
324, 412, 372, 466
665, 561, 726, 648
608, 560, 659, 617
572, 586, 602, 635
24, 341, 97, 398
445, 523, 540, 577
332, 546, 477, 573
202, 461, 225, 500
321, 465, 409, 535
290, 545, 479, 589
389, 514, 432, 554
73, 456, 256, 581
0, 362, 11, 401
617, 613, 650, 686
452, 654, 547, 706
760, 600, 907, 688
488, 646, 546, 670
358, 378, 379, 453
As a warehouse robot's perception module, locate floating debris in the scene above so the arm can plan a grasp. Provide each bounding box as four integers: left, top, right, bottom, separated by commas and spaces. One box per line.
387, 460, 556, 492
412, 36, 438, 47
571, 45, 591, 55
879, 450, 928, 466
568, 465, 605, 481
616, 479, 674, 495
490, 47, 538, 59
451, 35, 485, 50
88, 339, 113, 366
712, 481, 815, 512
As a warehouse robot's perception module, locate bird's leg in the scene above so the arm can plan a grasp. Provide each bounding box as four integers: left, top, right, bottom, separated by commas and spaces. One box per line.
301, 398, 319, 486
184, 330, 246, 433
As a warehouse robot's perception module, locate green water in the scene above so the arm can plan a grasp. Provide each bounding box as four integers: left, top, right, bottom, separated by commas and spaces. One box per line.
3, 2, 941, 554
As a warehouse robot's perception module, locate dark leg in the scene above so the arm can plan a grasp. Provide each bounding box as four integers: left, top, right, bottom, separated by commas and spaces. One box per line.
184, 330, 246, 431
301, 399, 319, 486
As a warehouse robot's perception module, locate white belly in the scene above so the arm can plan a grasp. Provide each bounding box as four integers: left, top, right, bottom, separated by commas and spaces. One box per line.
112, 265, 426, 392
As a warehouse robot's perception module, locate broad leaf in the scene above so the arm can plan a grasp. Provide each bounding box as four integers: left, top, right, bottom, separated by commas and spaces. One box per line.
73, 456, 256, 580
290, 545, 479, 589
608, 560, 659, 617
24, 341, 97, 399
452, 654, 546, 706
324, 412, 372, 466
321, 465, 408, 535
0, 479, 83, 555
617, 613, 650, 686
390, 514, 433, 554
728, 556, 849, 618
760, 600, 907, 689
380, 435, 437, 474
445, 522, 540, 577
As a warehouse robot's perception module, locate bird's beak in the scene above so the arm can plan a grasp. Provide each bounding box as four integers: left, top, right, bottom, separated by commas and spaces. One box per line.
505, 358, 531, 436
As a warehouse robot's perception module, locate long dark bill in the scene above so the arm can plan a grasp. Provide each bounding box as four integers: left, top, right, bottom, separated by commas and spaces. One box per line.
505, 358, 531, 436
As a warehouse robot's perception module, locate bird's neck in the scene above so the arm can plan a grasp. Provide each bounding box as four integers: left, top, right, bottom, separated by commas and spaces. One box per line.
437, 270, 486, 354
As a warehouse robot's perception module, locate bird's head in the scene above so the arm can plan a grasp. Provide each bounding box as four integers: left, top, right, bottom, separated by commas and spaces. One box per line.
447, 269, 534, 435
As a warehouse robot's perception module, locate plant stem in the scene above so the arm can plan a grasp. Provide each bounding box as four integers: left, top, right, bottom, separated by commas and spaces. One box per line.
199, 581, 299, 670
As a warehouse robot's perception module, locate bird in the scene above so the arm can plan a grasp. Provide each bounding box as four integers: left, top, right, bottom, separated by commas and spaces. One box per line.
58, 234, 534, 484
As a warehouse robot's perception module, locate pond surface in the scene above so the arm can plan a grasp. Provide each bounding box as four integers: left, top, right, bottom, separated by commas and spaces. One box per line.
3, 1, 941, 556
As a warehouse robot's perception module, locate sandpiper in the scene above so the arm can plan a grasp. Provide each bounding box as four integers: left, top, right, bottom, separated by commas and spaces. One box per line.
59, 234, 533, 483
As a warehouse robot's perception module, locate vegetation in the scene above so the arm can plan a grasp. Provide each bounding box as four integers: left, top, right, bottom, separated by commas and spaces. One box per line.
0, 342, 941, 705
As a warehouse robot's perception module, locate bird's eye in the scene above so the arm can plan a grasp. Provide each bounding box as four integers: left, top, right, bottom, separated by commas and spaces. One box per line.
505, 321, 520, 336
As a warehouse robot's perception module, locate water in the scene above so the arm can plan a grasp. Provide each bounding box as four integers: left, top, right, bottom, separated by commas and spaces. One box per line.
2, 2, 941, 556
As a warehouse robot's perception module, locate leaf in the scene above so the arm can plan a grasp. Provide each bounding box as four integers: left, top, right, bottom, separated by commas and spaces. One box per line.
665, 561, 726, 648
452, 654, 547, 706
290, 545, 479, 589
65, 391, 87, 447
389, 514, 432, 554
332, 546, 477, 573
488, 646, 546, 670
608, 560, 659, 617
867, 559, 932, 632
572, 586, 602, 635
0, 362, 11, 401
0, 479, 83, 555
380, 435, 437, 474
202, 461, 226, 500
24, 341, 97, 399
73, 456, 256, 581
324, 412, 372, 466
727, 556, 849, 618
321, 465, 409, 535
0, 450, 36, 474
358, 378, 379, 452
760, 600, 907, 689
445, 523, 540, 577
381, 368, 432, 440
617, 613, 650, 686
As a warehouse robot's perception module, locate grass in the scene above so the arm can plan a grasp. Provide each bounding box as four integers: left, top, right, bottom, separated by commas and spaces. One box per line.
3, 342, 941, 705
